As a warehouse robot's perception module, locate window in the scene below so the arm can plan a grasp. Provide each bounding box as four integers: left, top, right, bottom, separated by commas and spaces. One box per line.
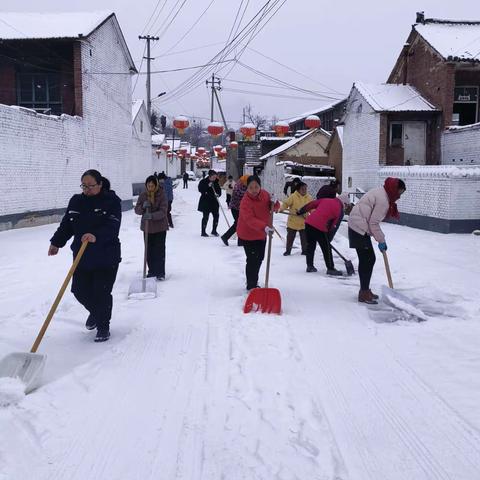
390, 123, 403, 147
17, 73, 62, 115
140, 120, 144, 133
453, 86, 478, 126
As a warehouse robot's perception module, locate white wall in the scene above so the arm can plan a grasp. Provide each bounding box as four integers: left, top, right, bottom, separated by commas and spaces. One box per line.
441, 123, 480, 166
379, 165, 480, 220
0, 16, 135, 228
342, 89, 381, 192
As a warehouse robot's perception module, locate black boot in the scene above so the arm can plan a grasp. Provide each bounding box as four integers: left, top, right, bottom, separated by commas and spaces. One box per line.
201, 218, 208, 237
85, 314, 96, 331
95, 329, 110, 342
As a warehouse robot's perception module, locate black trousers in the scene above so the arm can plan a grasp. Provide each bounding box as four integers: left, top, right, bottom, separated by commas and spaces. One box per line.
146, 231, 166, 277
286, 228, 307, 254
202, 210, 219, 234
226, 193, 232, 207
222, 208, 239, 241
183, 179, 188, 188
71, 265, 119, 332
167, 201, 173, 228
242, 239, 267, 289
348, 228, 376, 290
305, 224, 334, 269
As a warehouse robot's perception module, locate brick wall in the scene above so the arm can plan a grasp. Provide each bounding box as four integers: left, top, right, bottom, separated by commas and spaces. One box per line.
342, 88, 381, 192
378, 165, 480, 232
442, 123, 480, 166
0, 17, 134, 229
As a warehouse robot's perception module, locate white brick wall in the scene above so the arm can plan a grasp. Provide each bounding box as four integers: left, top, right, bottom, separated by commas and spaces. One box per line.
0, 16, 135, 226
379, 165, 480, 220
342, 89, 381, 192
441, 123, 480, 166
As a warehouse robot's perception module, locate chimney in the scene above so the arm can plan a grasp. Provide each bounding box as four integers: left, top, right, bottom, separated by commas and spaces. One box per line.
416, 12, 425, 24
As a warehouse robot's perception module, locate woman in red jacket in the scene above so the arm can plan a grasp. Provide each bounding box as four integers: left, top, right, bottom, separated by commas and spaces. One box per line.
298, 195, 348, 276
237, 175, 275, 290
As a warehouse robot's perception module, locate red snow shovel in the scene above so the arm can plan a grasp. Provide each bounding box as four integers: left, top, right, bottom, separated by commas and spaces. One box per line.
243, 208, 282, 315
0, 240, 88, 393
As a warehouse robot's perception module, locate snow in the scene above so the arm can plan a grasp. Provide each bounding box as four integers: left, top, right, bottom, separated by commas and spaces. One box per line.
1, 186, 480, 479
260, 128, 319, 160
0, 11, 113, 40
0, 378, 25, 407
355, 82, 439, 112
416, 22, 480, 61
287, 99, 346, 125
151, 133, 166, 146
131, 100, 144, 123
380, 164, 480, 178
336, 125, 344, 146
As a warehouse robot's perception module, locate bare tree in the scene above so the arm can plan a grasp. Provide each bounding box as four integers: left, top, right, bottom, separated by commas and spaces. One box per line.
244, 104, 268, 131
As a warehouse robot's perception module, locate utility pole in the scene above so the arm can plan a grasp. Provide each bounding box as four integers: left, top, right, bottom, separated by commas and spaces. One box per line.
139, 34, 159, 123
206, 74, 222, 123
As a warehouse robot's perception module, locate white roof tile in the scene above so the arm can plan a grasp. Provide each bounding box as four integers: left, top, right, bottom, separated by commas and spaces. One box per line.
0, 11, 113, 40
354, 82, 438, 112
415, 22, 480, 61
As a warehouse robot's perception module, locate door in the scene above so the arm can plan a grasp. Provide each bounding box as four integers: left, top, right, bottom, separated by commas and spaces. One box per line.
404, 122, 426, 165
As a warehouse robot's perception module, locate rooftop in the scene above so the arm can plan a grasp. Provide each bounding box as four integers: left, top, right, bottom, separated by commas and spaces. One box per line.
0, 11, 114, 40
287, 99, 347, 125
354, 82, 439, 112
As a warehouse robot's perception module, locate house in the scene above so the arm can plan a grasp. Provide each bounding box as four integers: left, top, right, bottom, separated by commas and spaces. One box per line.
0, 11, 137, 229
288, 99, 347, 133
341, 13, 480, 233
325, 126, 343, 185
131, 100, 156, 195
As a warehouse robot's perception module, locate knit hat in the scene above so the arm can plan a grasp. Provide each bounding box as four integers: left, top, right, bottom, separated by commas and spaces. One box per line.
239, 175, 249, 186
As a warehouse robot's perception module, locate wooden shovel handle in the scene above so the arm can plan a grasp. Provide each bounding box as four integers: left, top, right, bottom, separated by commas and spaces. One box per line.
31, 240, 88, 353
382, 251, 394, 289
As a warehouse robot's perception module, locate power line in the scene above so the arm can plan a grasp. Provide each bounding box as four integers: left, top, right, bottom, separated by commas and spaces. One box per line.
141, 0, 169, 35
221, 87, 327, 101
158, 41, 225, 58
153, 0, 190, 40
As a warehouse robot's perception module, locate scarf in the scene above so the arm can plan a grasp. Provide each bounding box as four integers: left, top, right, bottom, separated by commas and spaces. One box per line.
383, 177, 401, 220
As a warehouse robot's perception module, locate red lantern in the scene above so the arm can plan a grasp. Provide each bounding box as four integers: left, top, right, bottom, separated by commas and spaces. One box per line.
173, 116, 190, 135
207, 122, 224, 137
179, 146, 188, 155
161, 143, 170, 152
167, 151, 173, 158
305, 115, 321, 130
274, 121, 289, 137
240, 123, 256, 141
229, 141, 238, 149
197, 147, 206, 155
213, 145, 223, 154
155, 148, 162, 158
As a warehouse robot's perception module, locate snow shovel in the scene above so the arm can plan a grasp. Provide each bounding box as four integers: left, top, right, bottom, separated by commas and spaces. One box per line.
212, 186, 231, 228
0, 240, 88, 393
128, 210, 157, 299
243, 209, 282, 315
331, 244, 355, 276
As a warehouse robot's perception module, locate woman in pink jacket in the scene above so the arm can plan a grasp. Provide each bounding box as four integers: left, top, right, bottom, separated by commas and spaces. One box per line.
298, 193, 349, 276
348, 177, 406, 304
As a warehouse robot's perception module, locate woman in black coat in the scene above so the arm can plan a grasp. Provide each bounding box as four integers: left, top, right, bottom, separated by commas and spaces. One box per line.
197, 169, 221, 237
48, 169, 122, 342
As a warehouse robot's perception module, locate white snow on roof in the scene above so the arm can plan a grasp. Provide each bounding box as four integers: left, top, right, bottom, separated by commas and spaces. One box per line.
354, 82, 438, 112
0, 11, 113, 40
260, 128, 330, 161
336, 126, 344, 146
132, 100, 144, 123
287, 99, 346, 125
415, 22, 480, 61
151, 134, 166, 146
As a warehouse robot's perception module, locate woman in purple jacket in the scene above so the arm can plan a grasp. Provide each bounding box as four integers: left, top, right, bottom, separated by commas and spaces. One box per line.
220, 175, 248, 246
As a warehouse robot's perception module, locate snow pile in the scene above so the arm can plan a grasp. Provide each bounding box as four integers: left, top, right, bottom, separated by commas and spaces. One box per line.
0, 377, 25, 407
379, 165, 480, 178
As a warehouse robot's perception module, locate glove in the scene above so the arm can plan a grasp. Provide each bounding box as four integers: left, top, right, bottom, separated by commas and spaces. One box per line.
208, 182, 213, 188
273, 200, 281, 213
143, 200, 151, 209
378, 242, 387, 252
143, 212, 153, 221
265, 226, 274, 235
296, 208, 306, 216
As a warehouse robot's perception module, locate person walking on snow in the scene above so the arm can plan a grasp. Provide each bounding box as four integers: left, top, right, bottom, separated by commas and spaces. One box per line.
158, 172, 174, 228
297, 193, 350, 276
348, 177, 406, 304
182, 172, 189, 189
280, 181, 312, 256
237, 175, 279, 291
223, 175, 235, 208
134, 175, 169, 281
221, 175, 248, 246
48, 169, 121, 342
198, 169, 222, 237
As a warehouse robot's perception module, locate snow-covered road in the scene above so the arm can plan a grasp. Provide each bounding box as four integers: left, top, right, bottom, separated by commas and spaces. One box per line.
1, 184, 480, 480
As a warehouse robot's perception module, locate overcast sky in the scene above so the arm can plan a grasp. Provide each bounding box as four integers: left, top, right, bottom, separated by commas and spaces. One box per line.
2, 1, 480, 126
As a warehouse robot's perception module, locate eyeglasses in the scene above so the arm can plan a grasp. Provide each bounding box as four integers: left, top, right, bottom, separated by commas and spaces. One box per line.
80, 183, 98, 190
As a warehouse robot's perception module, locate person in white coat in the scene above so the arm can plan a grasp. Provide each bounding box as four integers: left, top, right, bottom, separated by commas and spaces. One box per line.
223, 175, 235, 208
348, 177, 406, 304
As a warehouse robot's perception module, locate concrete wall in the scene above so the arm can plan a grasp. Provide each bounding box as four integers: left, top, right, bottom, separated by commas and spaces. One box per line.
379, 165, 480, 233
278, 129, 331, 165
0, 17, 135, 229
442, 123, 480, 166
342, 88, 381, 192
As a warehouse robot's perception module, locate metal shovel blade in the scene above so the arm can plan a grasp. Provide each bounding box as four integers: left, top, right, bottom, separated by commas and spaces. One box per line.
0, 352, 47, 394
128, 277, 157, 300
243, 288, 282, 315
345, 259, 355, 276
